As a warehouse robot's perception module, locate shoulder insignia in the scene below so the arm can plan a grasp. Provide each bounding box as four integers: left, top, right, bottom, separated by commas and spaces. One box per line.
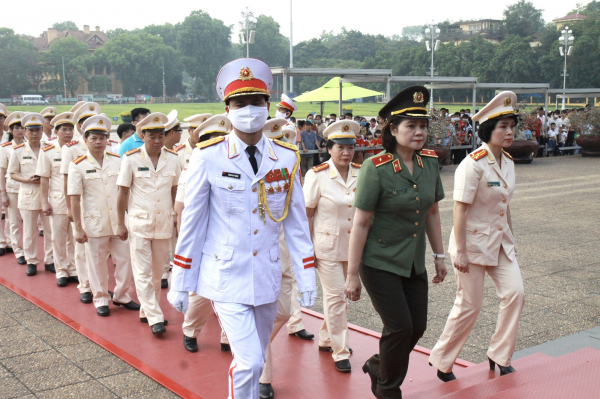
417, 155, 423, 168
175, 144, 186, 152
13, 143, 25, 149
198, 136, 225, 150
371, 153, 394, 168
125, 148, 141, 156
165, 148, 177, 155
419, 149, 438, 158
502, 150, 513, 161
392, 159, 401, 173
273, 139, 299, 152
42, 144, 55, 152
311, 163, 329, 173
469, 149, 488, 161
2, 142, 12, 147
351, 162, 362, 169
107, 152, 120, 158
65, 140, 79, 147
73, 155, 86, 165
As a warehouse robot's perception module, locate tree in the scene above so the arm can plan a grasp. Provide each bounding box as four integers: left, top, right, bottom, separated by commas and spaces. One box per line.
402, 25, 425, 41
489, 35, 539, 83
52, 21, 78, 31
44, 37, 90, 97
243, 15, 288, 68
0, 28, 40, 96
87, 76, 112, 93
503, 0, 545, 37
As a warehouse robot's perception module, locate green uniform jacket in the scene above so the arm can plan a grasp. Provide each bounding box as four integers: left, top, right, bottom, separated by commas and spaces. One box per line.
354, 150, 444, 277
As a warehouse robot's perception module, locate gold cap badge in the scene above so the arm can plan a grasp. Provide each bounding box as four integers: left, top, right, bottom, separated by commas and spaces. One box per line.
32, 116, 37, 121
219, 120, 226, 127
89, 105, 95, 111
98, 119, 104, 125
413, 92, 424, 103
239, 67, 254, 81
342, 124, 350, 132
504, 97, 512, 107
153, 117, 160, 123
272, 124, 280, 132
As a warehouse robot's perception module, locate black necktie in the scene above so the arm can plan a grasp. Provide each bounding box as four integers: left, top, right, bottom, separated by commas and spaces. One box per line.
247, 145, 258, 174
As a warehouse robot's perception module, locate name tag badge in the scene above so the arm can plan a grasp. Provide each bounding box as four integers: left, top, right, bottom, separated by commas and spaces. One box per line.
86, 170, 96, 174
54, 159, 61, 162
487, 181, 501, 187
222, 171, 241, 179
186, 159, 189, 163
23, 156, 32, 159
392, 187, 408, 195
138, 167, 149, 171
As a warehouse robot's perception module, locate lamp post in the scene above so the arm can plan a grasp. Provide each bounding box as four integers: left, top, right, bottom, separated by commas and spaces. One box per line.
61, 56, 68, 99
161, 57, 166, 104
558, 26, 574, 110
425, 21, 440, 112
239, 8, 257, 58
289, 0, 293, 96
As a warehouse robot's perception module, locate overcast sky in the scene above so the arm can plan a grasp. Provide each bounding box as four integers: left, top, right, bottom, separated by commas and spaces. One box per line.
3, 0, 582, 44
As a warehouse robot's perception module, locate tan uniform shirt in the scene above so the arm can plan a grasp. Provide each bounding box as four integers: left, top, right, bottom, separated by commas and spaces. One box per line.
304, 160, 359, 262
0, 142, 20, 194
176, 140, 194, 171
36, 143, 67, 215
8, 143, 42, 210
68, 151, 121, 237
175, 168, 188, 203
117, 145, 181, 239
60, 135, 87, 175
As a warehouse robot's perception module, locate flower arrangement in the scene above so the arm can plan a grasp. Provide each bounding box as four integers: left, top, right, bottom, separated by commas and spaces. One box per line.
567, 106, 598, 136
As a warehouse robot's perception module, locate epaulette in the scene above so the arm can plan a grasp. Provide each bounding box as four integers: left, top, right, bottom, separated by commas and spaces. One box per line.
469, 149, 488, 161
273, 139, 298, 152
65, 140, 78, 147
73, 155, 86, 164
351, 162, 362, 169
419, 149, 438, 158
13, 143, 25, 150
175, 144, 186, 152
502, 150, 513, 161
107, 152, 120, 158
125, 148, 141, 156
197, 136, 225, 150
371, 153, 393, 168
2, 142, 12, 147
42, 144, 55, 152
311, 163, 329, 173
165, 148, 177, 155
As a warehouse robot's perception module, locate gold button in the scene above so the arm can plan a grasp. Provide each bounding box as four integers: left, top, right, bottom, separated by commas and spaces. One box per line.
378, 239, 382, 243
252, 187, 257, 193
136, 215, 140, 218
253, 209, 257, 214
109, 207, 112, 210
157, 188, 159, 190
347, 231, 351, 234
104, 182, 107, 185
393, 190, 397, 194
348, 218, 351, 221
157, 211, 160, 214
413, 234, 417, 238
347, 205, 351, 208
214, 254, 217, 259
346, 191, 349, 195
473, 230, 478, 233
415, 222, 418, 226
253, 251, 257, 256
107, 195, 110, 198
253, 230, 258, 235
413, 185, 417, 188
90, 215, 94, 218
500, 212, 504, 216
416, 210, 420, 214
416, 197, 420, 201
157, 199, 160, 202
325, 232, 330, 235
498, 227, 503, 231
504, 184, 507, 188
228, 184, 233, 189
502, 198, 506, 203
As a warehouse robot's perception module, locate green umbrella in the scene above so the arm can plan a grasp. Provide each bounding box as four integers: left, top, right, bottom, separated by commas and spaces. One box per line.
293, 77, 383, 102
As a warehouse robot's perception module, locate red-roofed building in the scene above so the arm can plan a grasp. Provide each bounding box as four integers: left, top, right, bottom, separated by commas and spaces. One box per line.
552, 13, 589, 29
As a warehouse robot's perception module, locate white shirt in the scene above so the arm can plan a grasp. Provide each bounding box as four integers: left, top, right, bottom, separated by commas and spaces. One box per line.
548, 117, 562, 130
237, 134, 264, 174
548, 127, 559, 139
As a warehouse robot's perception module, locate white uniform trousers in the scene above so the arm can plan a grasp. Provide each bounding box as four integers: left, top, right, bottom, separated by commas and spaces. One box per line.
286, 277, 306, 334
6, 193, 24, 258
213, 300, 278, 399
163, 227, 177, 280
50, 214, 76, 279
0, 208, 8, 249
429, 249, 525, 372
182, 292, 229, 343
86, 236, 133, 308
71, 222, 91, 293
316, 259, 351, 362
21, 209, 52, 265
130, 236, 169, 325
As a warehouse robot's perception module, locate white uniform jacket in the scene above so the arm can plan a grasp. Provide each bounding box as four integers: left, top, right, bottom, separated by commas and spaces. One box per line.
448, 142, 516, 266
171, 133, 316, 306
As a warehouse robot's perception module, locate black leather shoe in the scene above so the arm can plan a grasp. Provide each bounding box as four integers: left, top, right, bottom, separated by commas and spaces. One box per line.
161, 279, 168, 289
289, 329, 314, 340
183, 335, 198, 352
430, 362, 456, 382
221, 343, 231, 352
259, 383, 274, 399
44, 263, 55, 273
26, 264, 37, 276
6, 247, 13, 253
319, 346, 353, 354
140, 318, 168, 325
17, 256, 26, 265
362, 356, 379, 396
67, 276, 79, 284
0, 248, 5, 256
39, 230, 43, 236
97, 306, 110, 317
57, 277, 68, 287
80, 292, 93, 304
113, 300, 140, 311
108, 291, 114, 299
151, 322, 166, 335
335, 359, 351, 373
489, 357, 515, 376
373, 386, 391, 399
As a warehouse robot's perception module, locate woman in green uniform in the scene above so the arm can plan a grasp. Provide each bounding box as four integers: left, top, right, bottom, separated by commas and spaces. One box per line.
344, 86, 447, 399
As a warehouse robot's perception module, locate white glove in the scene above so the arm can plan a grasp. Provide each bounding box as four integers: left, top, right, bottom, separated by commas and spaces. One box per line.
298, 290, 317, 308
167, 290, 189, 314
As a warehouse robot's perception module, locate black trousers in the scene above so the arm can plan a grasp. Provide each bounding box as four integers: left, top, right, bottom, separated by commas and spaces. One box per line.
360, 265, 428, 399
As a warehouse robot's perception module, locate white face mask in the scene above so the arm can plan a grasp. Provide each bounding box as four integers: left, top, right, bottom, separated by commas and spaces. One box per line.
275, 110, 288, 120
228, 105, 269, 133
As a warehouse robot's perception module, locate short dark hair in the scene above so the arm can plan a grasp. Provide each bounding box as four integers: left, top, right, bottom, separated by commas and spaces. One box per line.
141, 128, 165, 136
307, 113, 313, 118
315, 114, 322, 119
478, 115, 518, 143
382, 117, 429, 153
370, 118, 376, 123
326, 140, 356, 150
330, 113, 337, 118
117, 123, 135, 139
131, 108, 151, 122
290, 117, 296, 123
297, 120, 305, 128
345, 113, 353, 118
84, 130, 108, 139
199, 133, 223, 142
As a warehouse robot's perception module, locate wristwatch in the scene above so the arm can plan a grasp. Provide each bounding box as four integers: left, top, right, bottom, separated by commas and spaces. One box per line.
432, 253, 446, 259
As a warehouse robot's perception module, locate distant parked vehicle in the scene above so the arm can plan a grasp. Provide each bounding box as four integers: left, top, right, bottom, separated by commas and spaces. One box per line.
21, 95, 48, 106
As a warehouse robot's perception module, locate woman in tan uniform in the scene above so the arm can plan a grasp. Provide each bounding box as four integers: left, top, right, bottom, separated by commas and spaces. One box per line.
304, 120, 361, 374
429, 91, 525, 381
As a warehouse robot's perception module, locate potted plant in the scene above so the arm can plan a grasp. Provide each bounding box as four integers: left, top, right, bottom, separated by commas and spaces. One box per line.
120, 111, 132, 123
342, 106, 353, 117
569, 106, 600, 157
502, 104, 539, 164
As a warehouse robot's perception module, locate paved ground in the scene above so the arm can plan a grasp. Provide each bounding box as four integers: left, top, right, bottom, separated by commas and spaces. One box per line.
0, 154, 598, 398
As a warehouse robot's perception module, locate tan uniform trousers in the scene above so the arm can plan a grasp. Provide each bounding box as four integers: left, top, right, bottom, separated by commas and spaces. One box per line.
0, 207, 8, 249
6, 193, 24, 258
163, 227, 177, 280
21, 210, 52, 265
50, 214, 76, 279
429, 249, 525, 372
182, 292, 229, 344
130, 236, 170, 326
86, 236, 133, 308
71, 222, 91, 293
316, 259, 351, 362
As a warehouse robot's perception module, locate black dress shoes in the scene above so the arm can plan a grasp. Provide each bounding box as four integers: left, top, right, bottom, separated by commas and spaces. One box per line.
44, 263, 55, 273
259, 383, 274, 399
437, 369, 456, 382
39, 230, 43, 236
289, 329, 314, 340
67, 276, 79, 284
161, 279, 168, 289
113, 300, 140, 311
17, 256, 26, 265
151, 322, 166, 335
362, 357, 379, 396
183, 335, 198, 352
97, 306, 110, 317
0, 248, 5, 256
489, 357, 516, 376
80, 292, 93, 304
140, 318, 168, 325
335, 359, 352, 373
319, 346, 353, 354
57, 277, 68, 287
6, 247, 13, 253
26, 264, 36, 276
221, 343, 231, 352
